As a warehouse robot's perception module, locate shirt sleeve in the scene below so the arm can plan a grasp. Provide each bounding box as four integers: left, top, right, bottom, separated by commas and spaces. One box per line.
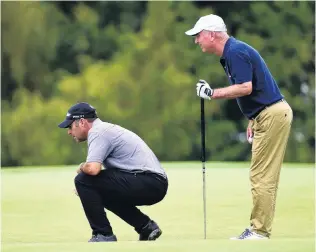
229, 50, 253, 84
86, 131, 113, 163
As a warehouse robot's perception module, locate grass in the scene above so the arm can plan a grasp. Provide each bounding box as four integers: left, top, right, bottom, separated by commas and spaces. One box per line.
1, 162, 315, 252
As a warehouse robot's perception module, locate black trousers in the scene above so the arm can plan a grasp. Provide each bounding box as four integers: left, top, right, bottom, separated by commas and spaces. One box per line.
74, 169, 168, 236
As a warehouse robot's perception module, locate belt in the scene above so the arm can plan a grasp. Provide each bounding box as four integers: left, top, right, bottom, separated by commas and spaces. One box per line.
142, 171, 168, 181
250, 99, 285, 120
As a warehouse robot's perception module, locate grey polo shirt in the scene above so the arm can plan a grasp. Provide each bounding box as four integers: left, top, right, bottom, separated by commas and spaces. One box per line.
86, 119, 166, 178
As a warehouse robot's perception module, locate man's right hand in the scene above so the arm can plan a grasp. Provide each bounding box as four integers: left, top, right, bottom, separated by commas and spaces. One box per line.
247, 120, 253, 144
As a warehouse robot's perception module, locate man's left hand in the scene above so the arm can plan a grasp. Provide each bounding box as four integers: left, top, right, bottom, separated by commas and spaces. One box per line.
77, 162, 85, 174
196, 80, 213, 100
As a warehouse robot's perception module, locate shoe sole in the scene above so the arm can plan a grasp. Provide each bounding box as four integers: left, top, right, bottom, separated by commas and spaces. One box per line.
88, 235, 117, 242
148, 229, 162, 241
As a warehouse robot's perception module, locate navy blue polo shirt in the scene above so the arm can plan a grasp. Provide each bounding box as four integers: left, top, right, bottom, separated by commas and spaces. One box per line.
220, 37, 283, 119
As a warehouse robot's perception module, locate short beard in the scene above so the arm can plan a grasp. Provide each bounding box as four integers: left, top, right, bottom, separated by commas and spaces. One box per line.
74, 136, 87, 142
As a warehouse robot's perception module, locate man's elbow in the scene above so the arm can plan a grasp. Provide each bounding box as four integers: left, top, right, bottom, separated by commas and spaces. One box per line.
245, 87, 252, 95
243, 82, 252, 95
85, 163, 101, 176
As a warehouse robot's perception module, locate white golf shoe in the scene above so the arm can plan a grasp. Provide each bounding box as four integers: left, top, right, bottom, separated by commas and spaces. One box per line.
230, 228, 269, 240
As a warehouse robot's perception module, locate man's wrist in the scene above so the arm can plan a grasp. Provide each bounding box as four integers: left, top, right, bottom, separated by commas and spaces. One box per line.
206, 88, 214, 97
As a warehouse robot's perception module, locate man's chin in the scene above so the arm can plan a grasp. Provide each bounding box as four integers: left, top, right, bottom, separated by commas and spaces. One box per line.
73, 137, 85, 143
201, 47, 211, 53
201, 47, 214, 54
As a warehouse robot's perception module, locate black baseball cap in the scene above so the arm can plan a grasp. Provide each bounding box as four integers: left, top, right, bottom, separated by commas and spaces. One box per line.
58, 102, 98, 128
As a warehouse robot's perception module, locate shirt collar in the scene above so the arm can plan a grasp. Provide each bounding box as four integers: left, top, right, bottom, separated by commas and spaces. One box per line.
221, 36, 235, 60
92, 118, 102, 128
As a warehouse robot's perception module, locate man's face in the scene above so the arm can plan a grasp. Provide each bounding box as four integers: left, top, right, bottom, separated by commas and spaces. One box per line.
195, 30, 216, 53
67, 119, 88, 142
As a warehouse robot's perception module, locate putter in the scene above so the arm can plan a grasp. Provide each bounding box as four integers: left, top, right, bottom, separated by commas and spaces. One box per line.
200, 98, 207, 239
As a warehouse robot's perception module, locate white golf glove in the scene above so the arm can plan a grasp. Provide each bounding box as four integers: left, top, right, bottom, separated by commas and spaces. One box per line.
196, 80, 213, 100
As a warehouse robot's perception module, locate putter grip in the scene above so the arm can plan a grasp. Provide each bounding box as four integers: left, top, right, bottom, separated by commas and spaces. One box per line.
200, 99, 206, 163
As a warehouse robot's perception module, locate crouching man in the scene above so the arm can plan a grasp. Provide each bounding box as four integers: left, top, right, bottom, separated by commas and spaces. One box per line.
58, 102, 168, 242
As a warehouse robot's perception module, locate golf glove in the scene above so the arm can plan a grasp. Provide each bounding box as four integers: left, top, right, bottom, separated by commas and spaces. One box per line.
196, 80, 213, 100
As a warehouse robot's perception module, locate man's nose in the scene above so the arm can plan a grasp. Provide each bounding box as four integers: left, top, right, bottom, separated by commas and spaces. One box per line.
68, 129, 72, 135
195, 36, 199, 44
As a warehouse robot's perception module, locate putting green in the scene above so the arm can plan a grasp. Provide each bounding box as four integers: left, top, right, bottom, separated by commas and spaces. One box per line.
2, 162, 314, 252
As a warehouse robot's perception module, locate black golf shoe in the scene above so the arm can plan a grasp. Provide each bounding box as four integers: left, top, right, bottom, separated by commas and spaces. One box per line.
139, 220, 162, 241
88, 234, 117, 242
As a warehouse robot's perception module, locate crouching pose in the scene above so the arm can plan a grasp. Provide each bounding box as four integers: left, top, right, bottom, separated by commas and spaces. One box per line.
58, 102, 168, 242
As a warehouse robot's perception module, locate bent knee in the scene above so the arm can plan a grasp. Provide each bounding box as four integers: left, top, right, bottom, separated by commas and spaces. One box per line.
74, 172, 90, 185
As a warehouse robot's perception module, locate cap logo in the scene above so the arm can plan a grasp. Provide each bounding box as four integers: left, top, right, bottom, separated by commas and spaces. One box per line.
72, 115, 85, 119
66, 112, 71, 116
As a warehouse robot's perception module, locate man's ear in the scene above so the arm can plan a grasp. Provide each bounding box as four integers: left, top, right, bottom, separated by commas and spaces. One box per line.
81, 118, 90, 128
209, 31, 215, 41
78, 118, 85, 127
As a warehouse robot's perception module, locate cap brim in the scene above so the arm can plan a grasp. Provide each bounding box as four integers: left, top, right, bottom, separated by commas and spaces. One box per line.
58, 119, 74, 128
185, 27, 202, 36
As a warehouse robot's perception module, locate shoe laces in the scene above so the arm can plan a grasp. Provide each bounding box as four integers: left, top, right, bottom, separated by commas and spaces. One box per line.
238, 228, 253, 239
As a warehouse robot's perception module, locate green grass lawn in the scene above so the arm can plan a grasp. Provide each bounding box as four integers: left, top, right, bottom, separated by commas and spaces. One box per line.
1, 162, 315, 252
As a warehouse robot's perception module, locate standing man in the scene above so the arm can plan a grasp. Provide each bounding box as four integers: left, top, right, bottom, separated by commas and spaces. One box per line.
58, 102, 168, 242
185, 14, 293, 240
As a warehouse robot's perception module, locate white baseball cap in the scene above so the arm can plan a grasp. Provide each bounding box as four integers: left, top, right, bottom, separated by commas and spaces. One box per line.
185, 14, 227, 36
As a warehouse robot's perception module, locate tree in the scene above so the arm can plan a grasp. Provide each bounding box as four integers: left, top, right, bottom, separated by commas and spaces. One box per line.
230, 1, 315, 162
1, 1, 66, 99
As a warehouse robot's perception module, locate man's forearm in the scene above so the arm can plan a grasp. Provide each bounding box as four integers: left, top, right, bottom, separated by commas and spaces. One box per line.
79, 162, 102, 175
212, 82, 252, 99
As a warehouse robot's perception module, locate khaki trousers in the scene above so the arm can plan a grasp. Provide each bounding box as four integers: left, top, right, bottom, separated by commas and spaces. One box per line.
250, 100, 293, 236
